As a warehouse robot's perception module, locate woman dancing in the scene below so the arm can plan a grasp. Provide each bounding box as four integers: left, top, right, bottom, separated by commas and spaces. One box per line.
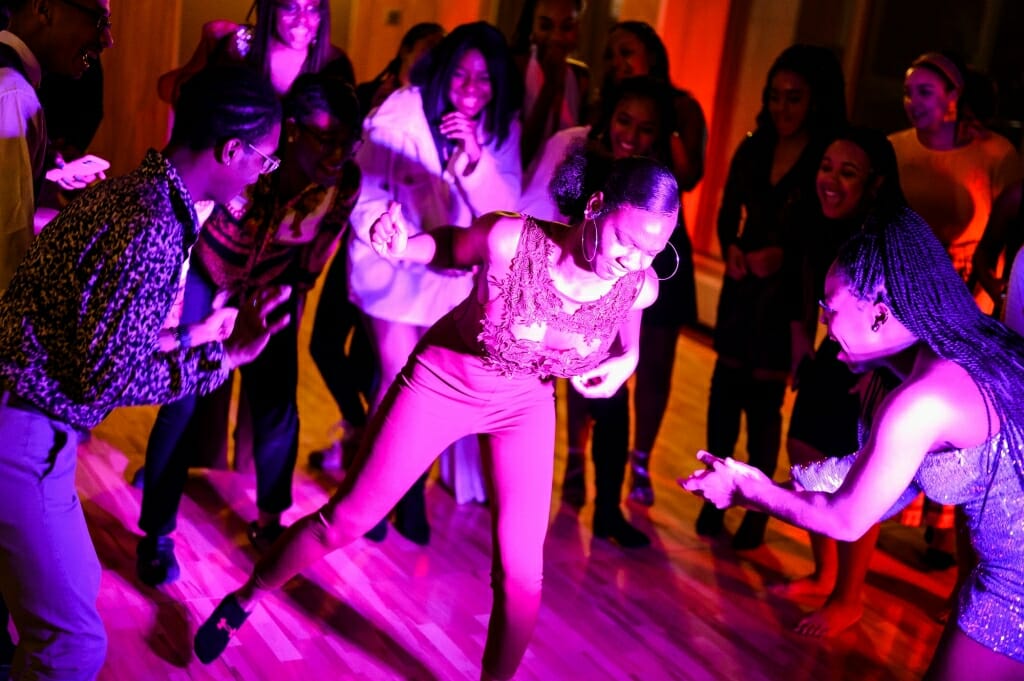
194, 154, 679, 680
684, 206, 1024, 680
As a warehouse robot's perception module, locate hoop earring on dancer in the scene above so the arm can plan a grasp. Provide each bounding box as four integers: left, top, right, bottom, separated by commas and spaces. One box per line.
582, 218, 599, 263
656, 241, 680, 281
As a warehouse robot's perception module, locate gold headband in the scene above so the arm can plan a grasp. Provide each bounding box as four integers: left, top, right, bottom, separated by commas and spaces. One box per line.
911, 52, 964, 93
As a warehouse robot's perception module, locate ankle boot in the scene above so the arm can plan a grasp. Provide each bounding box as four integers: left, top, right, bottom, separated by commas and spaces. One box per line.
394, 478, 430, 546
594, 510, 650, 548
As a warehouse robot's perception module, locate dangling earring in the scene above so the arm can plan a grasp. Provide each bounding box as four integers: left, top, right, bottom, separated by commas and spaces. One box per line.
581, 218, 599, 263
656, 241, 681, 281
871, 311, 887, 332
943, 98, 958, 124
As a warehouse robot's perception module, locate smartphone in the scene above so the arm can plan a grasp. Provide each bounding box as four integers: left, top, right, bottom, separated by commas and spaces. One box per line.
45, 154, 110, 183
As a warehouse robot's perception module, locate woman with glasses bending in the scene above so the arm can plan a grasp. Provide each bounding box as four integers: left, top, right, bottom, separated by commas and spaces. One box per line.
136, 73, 363, 586
158, 0, 353, 102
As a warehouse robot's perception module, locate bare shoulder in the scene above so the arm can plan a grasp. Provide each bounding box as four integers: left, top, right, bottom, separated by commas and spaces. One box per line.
478, 212, 526, 260
881, 357, 991, 448
634, 269, 660, 310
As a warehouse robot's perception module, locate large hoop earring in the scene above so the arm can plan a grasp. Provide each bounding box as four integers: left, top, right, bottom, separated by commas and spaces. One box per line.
581, 218, 599, 263
656, 241, 680, 281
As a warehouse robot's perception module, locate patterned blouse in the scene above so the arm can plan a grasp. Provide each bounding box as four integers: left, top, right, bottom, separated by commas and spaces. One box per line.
0, 149, 229, 429
478, 217, 644, 378
192, 160, 360, 295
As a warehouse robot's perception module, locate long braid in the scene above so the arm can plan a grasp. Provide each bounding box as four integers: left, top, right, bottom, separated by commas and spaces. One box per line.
836, 207, 1024, 481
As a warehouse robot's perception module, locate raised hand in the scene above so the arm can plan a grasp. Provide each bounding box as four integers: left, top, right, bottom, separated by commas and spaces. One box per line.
223, 285, 292, 369
679, 450, 769, 508
190, 307, 238, 346
570, 353, 636, 399
369, 201, 410, 257
440, 112, 482, 167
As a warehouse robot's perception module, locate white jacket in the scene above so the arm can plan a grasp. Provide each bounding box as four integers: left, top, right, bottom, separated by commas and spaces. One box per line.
348, 86, 521, 325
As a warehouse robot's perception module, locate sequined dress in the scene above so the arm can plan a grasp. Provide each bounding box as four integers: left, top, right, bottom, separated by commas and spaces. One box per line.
792, 431, 1024, 661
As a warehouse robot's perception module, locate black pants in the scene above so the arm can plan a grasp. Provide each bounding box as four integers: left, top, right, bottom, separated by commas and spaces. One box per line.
567, 384, 630, 522
309, 241, 378, 429
705, 359, 786, 477
139, 268, 301, 537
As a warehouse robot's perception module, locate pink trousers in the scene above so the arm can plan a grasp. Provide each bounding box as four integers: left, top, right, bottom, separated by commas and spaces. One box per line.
254, 338, 555, 679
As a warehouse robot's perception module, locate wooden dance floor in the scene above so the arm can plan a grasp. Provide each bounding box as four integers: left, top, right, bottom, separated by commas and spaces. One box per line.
75, 283, 953, 680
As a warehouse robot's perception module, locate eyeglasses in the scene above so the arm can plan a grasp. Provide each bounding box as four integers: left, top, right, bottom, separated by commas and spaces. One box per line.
296, 121, 361, 156
274, 1, 323, 20
55, 0, 113, 32
246, 143, 282, 174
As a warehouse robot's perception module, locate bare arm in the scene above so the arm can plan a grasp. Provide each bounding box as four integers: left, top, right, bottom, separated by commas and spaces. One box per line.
369, 204, 519, 269
684, 378, 956, 541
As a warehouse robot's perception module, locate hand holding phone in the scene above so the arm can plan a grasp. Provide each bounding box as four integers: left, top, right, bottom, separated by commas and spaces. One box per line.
45, 154, 110, 189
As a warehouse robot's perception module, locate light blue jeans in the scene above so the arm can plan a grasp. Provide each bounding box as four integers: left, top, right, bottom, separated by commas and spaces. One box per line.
0, 399, 105, 680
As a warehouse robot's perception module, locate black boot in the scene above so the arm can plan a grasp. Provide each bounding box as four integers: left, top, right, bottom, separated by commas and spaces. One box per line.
394, 475, 430, 546
594, 510, 650, 548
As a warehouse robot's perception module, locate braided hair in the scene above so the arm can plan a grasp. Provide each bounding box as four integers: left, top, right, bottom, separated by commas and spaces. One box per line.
834, 207, 1024, 475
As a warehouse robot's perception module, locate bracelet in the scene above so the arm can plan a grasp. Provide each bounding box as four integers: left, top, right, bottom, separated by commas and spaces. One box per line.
174, 325, 193, 350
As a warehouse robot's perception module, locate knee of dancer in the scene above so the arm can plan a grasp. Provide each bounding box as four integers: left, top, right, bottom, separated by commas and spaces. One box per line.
491, 562, 544, 600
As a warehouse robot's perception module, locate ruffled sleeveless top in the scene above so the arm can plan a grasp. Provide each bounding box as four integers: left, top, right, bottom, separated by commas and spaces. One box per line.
477, 218, 644, 378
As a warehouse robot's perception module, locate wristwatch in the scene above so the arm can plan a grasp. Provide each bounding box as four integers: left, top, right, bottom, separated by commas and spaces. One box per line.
174, 325, 193, 350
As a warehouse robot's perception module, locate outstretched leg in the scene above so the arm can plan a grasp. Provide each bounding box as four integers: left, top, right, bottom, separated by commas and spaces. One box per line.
237, 355, 475, 605
479, 388, 555, 680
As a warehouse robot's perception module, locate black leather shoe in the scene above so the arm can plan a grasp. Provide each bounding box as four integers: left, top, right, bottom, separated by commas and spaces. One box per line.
136, 535, 180, 586
394, 485, 430, 546
594, 512, 651, 548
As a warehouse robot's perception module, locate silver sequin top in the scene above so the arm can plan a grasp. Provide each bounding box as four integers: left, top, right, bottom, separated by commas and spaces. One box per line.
792, 432, 1024, 662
